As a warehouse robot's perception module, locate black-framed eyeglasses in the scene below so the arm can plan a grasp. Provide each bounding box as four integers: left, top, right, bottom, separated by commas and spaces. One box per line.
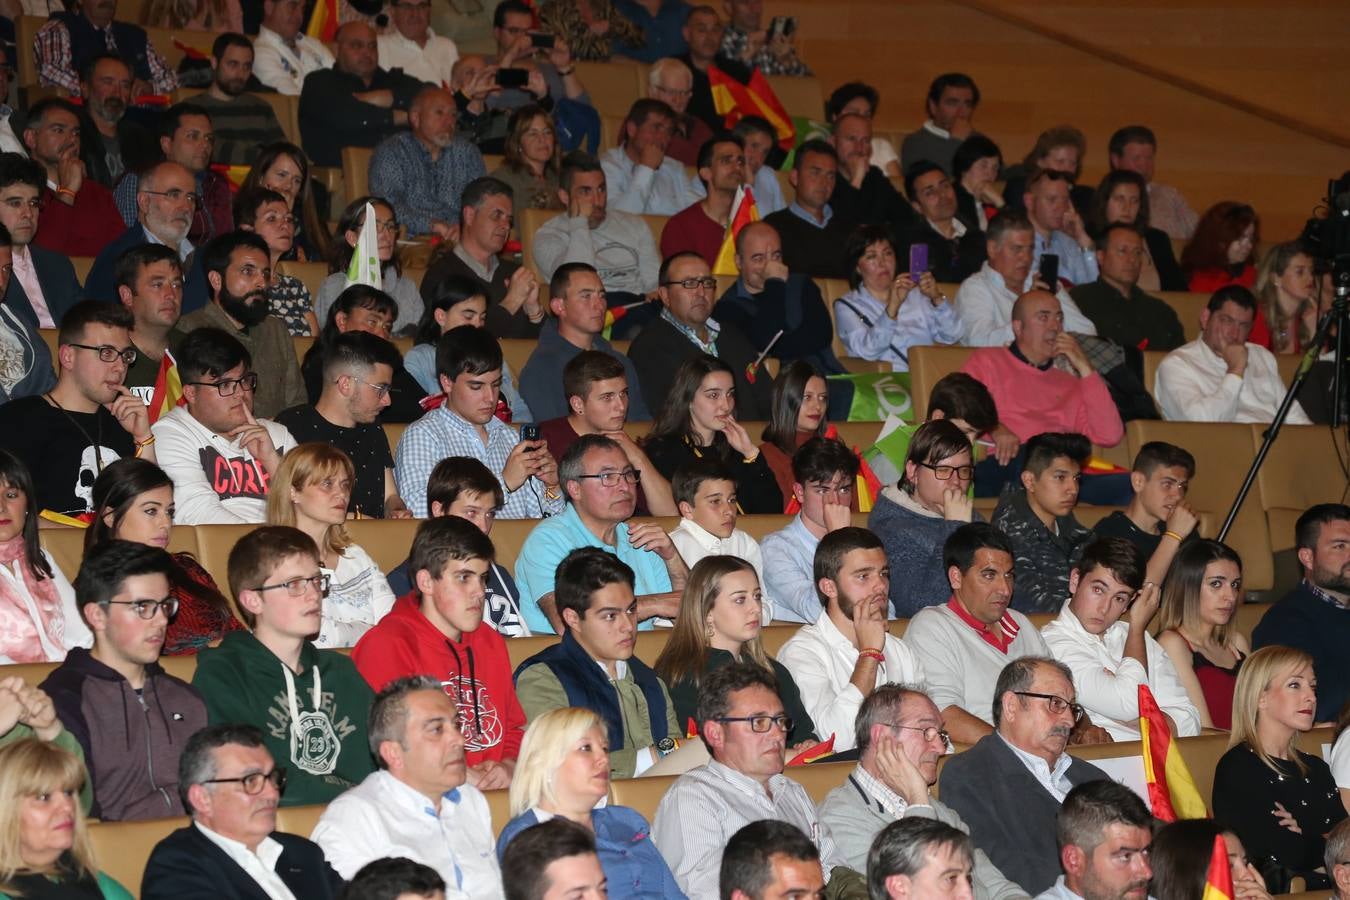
885, 723, 951, 745
204, 767, 288, 795
66, 343, 138, 365
716, 714, 793, 733
919, 462, 974, 481
662, 276, 718, 291
141, 188, 202, 207
184, 373, 259, 396
575, 469, 641, 487
102, 597, 180, 620
255, 574, 330, 597
1013, 691, 1085, 722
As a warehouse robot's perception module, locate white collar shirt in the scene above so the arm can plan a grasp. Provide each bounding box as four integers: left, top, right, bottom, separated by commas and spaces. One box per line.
997, 732, 1075, 803
194, 821, 297, 900
1154, 337, 1310, 425
253, 26, 336, 95
670, 519, 773, 622
377, 27, 459, 88
954, 261, 1096, 346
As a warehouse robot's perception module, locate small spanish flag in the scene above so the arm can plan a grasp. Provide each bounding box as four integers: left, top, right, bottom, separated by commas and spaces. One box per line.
210, 163, 253, 192
712, 184, 759, 277
1201, 833, 1235, 900
148, 348, 184, 424
707, 65, 796, 151
1139, 684, 1207, 821
787, 734, 835, 766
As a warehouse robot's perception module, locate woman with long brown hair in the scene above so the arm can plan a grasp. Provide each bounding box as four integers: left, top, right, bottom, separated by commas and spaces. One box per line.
1182, 201, 1260, 293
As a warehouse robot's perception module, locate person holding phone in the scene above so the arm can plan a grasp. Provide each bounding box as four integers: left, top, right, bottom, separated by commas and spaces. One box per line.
489, 1, 593, 114
899, 160, 988, 283
1024, 168, 1099, 287
719, 1, 811, 76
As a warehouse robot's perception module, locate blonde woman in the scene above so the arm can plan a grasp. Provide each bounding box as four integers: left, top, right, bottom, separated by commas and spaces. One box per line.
1213, 646, 1345, 893
495, 708, 686, 899
1254, 241, 1318, 354
266, 443, 396, 649
0, 738, 131, 898
653, 556, 817, 752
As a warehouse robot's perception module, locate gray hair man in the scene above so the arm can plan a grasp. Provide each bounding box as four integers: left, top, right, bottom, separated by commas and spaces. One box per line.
1325, 818, 1350, 900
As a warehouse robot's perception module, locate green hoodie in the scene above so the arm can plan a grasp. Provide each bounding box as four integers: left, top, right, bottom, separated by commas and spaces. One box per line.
192, 631, 375, 807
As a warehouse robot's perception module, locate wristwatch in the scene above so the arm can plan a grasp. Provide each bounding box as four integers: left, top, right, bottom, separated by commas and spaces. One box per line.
655, 737, 679, 757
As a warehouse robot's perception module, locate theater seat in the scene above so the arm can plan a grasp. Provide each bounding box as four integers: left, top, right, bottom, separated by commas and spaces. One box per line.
345, 518, 421, 575
1250, 423, 1348, 594
41, 525, 200, 585
194, 523, 266, 598
273, 803, 325, 838
908, 345, 973, 420
342, 147, 374, 204
575, 60, 644, 118
89, 814, 191, 897
1156, 292, 1207, 341
609, 772, 677, 822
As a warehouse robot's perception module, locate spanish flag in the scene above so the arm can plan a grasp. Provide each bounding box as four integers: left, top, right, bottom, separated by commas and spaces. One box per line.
711, 185, 759, 276
306, 0, 339, 42
707, 65, 795, 150
148, 348, 184, 424
210, 163, 253, 192
1202, 833, 1235, 900
1139, 684, 1207, 821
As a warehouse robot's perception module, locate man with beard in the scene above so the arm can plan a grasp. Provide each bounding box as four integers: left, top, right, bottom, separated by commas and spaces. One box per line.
1255, 504, 1350, 722
818, 684, 1027, 898
775, 527, 924, 752
938, 657, 1110, 895
1037, 781, 1152, 900
23, 98, 126, 258
34, 0, 177, 97
0, 153, 83, 330
369, 86, 486, 240
76, 53, 158, 189
114, 104, 232, 247
299, 21, 425, 168
194, 35, 287, 167
0, 301, 155, 516
660, 133, 744, 266
85, 162, 209, 310
177, 230, 305, 418
41, 540, 208, 822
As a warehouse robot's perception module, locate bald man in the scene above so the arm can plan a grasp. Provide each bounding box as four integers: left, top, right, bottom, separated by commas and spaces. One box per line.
370, 86, 486, 239
298, 21, 426, 166
959, 290, 1124, 448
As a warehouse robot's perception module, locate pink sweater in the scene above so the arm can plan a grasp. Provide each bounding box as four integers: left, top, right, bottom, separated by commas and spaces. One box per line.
961, 348, 1125, 447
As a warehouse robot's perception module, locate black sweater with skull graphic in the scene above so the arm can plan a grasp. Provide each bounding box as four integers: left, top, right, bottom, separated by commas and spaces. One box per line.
0, 397, 135, 516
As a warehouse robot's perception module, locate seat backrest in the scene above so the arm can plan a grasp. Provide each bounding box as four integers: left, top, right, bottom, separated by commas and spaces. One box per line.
194, 523, 266, 599
343, 146, 375, 205
277, 260, 332, 299
640, 214, 669, 249
1155, 292, 1207, 341
609, 773, 677, 822
345, 518, 422, 575
500, 339, 535, 385
41, 525, 200, 586
790, 760, 855, 804
575, 60, 644, 118
1252, 423, 1350, 517
519, 206, 556, 274
89, 814, 191, 897
765, 75, 823, 120
72, 256, 96, 284
907, 346, 975, 420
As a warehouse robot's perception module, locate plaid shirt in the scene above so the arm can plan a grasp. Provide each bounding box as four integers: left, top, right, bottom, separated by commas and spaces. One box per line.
34, 17, 176, 96
394, 404, 565, 519
719, 25, 812, 76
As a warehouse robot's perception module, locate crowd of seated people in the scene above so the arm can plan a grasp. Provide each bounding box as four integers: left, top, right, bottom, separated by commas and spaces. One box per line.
0, 0, 1345, 895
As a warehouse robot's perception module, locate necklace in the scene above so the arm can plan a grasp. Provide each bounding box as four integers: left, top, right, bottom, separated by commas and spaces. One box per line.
44, 392, 104, 475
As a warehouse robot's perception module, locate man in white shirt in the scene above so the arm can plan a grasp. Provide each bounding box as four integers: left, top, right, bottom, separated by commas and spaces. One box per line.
905, 523, 1052, 745
1023, 169, 1098, 288
312, 676, 502, 896
601, 98, 701, 216
141, 723, 344, 900
1155, 284, 1310, 424
1034, 781, 1152, 900
955, 209, 1096, 347
378, 0, 459, 88
253, 0, 337, 95
653, 662, 859, 898
1040, 537, 1202, 741
776, 527, 924, 751
151, 327, 296, 524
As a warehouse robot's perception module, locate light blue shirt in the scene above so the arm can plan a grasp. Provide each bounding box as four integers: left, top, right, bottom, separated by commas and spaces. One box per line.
752, 165, 786, 216
394, 404, 565, 519
760, 514, 820, 624
600, 146, 702, 216
787, 200, 832, 228
834, 286, 961, 372
1033, 230, 1099, 287
513, 504, 673, 634
404, 344, 533, 423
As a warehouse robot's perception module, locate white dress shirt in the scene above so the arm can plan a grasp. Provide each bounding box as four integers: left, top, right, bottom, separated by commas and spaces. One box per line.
600, 146, 702, 216
1040, 602, 1202, 741
955, 262, 1096, 346
377, 28, 459, 88
670, 518, 774, 623
311, 770, 502, 898
776, 610, 924, 751
1154, 337, 1309, 424
253, 26, 336, 96
195, 821, 298, 900
0, 111, 25, 156
998, 733, 1076, 803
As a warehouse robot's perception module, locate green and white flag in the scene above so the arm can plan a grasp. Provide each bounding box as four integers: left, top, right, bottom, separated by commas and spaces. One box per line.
345, 201, 382, 289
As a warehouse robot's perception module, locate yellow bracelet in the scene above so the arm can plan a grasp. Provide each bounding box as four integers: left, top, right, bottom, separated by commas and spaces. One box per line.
1163, 530, 1184, 543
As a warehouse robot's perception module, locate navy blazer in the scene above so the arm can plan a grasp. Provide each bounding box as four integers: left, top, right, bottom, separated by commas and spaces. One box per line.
85, 226, 207, 313
141, 824, 344, 900
3, 245, 83, 330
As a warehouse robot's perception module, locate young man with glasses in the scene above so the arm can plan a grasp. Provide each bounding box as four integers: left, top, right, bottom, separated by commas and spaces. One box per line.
937, 656, 1111, 895
142, 723, 345, 899
1040, 536, 1201, 741
42, 539, 208, 822
178, 230, 306, 417
776, 527, 923, 752
514, 434, 686, 634
653, 662, 858, 898
516, 547, 682, 778
819, 685, 1025, 898
151, 326, 297, 524
193, 526, 376, 807
0, 301, 155, 516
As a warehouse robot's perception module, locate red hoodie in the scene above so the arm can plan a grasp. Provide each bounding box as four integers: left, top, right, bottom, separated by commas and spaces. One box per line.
352, 594, 526, 767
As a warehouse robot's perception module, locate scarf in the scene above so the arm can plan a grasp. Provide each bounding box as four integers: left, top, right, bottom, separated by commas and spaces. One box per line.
0, 536, 67, 663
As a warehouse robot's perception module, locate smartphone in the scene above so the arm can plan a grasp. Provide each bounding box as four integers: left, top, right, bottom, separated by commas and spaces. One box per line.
520, 423, 541, 442
528, 31, 555, 49
495, 68, 529, 89
908, 243, 929, 275
1038, 253, 1059, 288
768, 15, 796, 39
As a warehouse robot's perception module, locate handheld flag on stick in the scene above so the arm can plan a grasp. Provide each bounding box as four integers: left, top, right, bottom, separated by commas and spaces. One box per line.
148, 347, 183, 424
1139, 684, 1207, 821
1201, 834, 1235, 900
712, 185, 760, 276
306, 0, 340, 42
345, 202, 383, 290
745, 329, 783, 385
